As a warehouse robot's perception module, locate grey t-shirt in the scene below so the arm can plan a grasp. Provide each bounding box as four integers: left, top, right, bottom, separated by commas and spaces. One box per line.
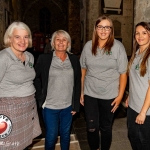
129, 49, 150, 115
45, 52, 74, 109
80, 39, 128, 99
0, 48, 35, 97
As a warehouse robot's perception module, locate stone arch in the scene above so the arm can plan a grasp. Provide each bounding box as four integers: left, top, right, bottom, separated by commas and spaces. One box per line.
22, 0, 65, 21
39, 7, 51, 35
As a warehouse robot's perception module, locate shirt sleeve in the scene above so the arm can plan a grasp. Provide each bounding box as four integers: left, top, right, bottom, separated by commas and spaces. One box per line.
80, 42, 89, 69
0, 52, 8, 82
117, 43, 128, 74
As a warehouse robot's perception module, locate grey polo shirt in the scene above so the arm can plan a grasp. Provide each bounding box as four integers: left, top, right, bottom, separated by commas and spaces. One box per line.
80, 39, 128, 99
45, 52, 74, 109
129, 49, 150, 115
0, 48, 35, 97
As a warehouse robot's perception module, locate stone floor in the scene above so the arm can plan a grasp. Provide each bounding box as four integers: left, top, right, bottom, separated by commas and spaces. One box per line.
72, 106, 132, 150
30, 105, 132, 150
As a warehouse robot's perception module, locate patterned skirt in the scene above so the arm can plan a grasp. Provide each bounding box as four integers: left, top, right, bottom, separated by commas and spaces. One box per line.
0, 94, 41, 150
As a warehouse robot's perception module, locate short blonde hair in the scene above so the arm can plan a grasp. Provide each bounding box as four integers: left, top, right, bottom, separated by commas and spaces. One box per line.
51, 30, 71, 52
4, 21, 32, 47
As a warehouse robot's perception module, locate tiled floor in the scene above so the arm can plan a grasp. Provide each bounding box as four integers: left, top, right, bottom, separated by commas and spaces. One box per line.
72, 106, 132, 150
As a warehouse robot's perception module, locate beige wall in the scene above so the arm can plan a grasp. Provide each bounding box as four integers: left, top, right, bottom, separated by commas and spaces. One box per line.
85, 0, 133, 56
134, 0, 150, 26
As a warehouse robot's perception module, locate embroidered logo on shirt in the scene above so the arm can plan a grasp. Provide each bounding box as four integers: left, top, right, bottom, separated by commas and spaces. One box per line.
106, 51, 112, 55
135, 64, 139, 70
29, 62, 33, 68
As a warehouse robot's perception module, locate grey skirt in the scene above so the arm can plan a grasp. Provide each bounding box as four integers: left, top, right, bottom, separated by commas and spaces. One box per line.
0, 94, 41, 150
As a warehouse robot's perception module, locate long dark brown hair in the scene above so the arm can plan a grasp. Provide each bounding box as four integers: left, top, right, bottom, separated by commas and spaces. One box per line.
92, 15, 114, 55
128, 22, 150, 76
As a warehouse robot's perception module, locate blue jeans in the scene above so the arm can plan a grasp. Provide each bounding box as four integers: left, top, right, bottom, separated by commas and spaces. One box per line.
42, 106, 72, 150
127, 107, 150, 150
84, 95, 115, 150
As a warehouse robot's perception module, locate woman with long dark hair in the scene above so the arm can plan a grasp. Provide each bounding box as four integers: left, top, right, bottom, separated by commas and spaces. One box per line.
127, 22, 150, 150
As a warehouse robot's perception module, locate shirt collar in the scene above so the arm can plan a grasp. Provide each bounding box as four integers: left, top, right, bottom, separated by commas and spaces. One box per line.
53, 51, 69, 60
6, 47, 30, 63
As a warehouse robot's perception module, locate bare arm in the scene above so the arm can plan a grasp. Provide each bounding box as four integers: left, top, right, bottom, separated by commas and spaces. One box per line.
111, 73, 127, 113
80, 68, 87, 106
136, 81, 150, 124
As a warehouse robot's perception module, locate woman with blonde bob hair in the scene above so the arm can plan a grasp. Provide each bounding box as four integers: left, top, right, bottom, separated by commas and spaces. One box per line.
0, 21, 41, 150
127, 22, 150, 150
51, 30, 71, 52
80, 15, 128, 150
34, 30, 81, 150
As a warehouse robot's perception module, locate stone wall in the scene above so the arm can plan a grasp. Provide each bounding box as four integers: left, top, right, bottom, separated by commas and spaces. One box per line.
19, 0, 81, 54
134, 0, 150, 26
20, 0, 68, 35
68, 0, 81, 54
86, 0, 100, 40
1, 0, 150, 55
0, 0, 12, 50
85, 0, 133, 56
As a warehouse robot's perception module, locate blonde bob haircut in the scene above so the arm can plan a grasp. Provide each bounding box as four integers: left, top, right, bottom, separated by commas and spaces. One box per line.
4, 21, 32, 48
51, 30, 71, 52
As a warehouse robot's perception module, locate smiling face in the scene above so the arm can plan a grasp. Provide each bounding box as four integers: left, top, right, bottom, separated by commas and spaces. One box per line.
96, 19, 112, 42
10, 28, 29, 53
135, 25, 150, 49
53, 34, 70, 52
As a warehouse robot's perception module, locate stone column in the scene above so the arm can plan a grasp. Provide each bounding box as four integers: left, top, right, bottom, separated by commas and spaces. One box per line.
134, 0, 150, 26
86, 0, 100, 40
68, 0, 81, 54
0, 0, 4, 50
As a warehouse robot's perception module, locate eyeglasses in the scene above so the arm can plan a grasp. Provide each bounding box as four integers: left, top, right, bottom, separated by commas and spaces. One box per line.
96, 25, 112, 31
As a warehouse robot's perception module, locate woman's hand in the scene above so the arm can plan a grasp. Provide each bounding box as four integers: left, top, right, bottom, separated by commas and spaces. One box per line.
111, 96, 122, 113
71, 111, 76, 115
80, 94, 84, 106
125, 96, 129, 108
135, 112, 146, 124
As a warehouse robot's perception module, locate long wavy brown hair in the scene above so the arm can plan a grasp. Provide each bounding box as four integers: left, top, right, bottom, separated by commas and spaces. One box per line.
92, 15, 114, 55
128, 22, 150, 76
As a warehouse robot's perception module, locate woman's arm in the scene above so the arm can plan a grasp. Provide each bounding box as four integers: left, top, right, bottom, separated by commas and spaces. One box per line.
111, 73, 127, 113
136, 81, 150, 124
80, 68, 87, 106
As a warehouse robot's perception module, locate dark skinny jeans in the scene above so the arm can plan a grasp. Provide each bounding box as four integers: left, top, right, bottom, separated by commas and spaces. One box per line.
127, 107, 150, 150
84, 95, 115, 150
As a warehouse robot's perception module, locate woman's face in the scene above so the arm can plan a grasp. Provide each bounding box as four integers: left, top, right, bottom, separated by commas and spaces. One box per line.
135, 25, 150, 48
53, 34, 70, 52
96, 19, 112, 42
10, 28, 29, 53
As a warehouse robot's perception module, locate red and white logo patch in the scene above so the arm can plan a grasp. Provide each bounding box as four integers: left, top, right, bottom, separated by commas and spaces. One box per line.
0, 115, 12, 139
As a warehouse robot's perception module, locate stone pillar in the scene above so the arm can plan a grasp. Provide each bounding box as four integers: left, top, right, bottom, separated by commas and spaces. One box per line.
0, 0, 11, 50
134, 0, 150, 26
0, 0, 4, 50
68, 0, 81, 54
86, 0, 100, 40
80, 0, 86, 49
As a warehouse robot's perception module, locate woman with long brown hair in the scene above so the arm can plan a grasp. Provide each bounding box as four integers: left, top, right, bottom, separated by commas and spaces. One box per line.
80, 15, 128, 150
127, 22, 150, 150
